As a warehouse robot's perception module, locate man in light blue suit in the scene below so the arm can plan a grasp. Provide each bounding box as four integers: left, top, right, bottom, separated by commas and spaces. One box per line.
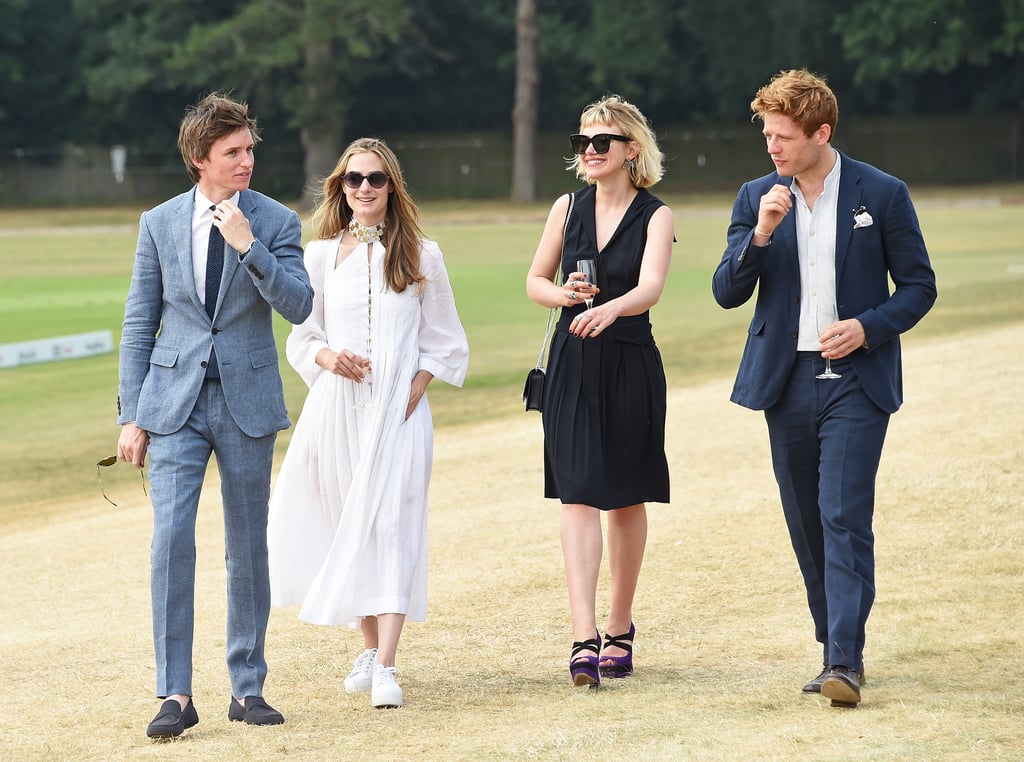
713, 70, 936, 708
117, 93, 313, 738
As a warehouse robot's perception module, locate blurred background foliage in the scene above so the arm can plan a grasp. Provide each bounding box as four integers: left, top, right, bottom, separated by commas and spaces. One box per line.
1, 0, 1022, 203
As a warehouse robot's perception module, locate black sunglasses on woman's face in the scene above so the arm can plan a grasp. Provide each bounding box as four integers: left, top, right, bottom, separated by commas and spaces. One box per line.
341, 171, 390, 189
569, 133, 631, 155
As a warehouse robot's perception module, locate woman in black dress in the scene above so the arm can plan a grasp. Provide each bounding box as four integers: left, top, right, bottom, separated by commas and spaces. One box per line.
526, 95, 674, 687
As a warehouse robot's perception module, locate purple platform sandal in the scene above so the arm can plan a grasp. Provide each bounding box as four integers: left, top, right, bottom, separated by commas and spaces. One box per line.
599, 623, 635, 678
569, 631, 601, 688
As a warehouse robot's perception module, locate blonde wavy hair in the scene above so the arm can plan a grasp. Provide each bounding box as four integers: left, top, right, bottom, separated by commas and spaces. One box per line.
310, 138, 426, 293
750, 69, 839, 139
568, 94, 664, 188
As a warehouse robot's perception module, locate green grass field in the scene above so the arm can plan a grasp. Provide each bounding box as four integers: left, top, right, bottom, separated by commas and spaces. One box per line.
0, 189, 1021, 525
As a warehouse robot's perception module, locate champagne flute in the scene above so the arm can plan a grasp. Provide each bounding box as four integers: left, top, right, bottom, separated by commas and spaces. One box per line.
354, 361, 373, 408
576, 259, 596, 310
816, 303, 842, 380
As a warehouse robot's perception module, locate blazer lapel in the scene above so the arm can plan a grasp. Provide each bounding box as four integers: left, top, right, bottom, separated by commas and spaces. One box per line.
173, 189, 206, 317
834, 152, 864, 300
771, 176, 800, 281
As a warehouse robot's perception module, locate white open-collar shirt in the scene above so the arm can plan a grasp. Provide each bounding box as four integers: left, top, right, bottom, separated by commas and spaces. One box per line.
792, 150, 842, 351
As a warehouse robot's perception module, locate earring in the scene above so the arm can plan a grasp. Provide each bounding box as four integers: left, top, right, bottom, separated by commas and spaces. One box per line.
623, 158, 635, 171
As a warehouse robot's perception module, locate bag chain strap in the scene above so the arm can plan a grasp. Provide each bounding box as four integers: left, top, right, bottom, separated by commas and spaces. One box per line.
535, 191, 575, 370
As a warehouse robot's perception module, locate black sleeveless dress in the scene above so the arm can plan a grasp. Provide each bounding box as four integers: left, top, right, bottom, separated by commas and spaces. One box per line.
542, 185, 670, 510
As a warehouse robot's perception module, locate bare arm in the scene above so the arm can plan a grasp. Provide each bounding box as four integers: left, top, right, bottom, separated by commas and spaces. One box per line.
526, 194, 589, 309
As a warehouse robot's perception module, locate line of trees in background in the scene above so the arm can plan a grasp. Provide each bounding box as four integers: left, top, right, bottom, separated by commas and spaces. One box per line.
2, 0, 1022, 202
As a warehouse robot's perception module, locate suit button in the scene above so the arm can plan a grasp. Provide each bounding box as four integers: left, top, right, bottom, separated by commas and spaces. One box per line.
201, 360, 208, 368
790, 332, 798, 338
212, 328, 220, 335
792, 297, 799, 303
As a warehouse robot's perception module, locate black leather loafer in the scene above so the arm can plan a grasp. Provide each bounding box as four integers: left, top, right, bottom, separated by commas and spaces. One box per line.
229, 696, 285, 726
146, 698, 199, 738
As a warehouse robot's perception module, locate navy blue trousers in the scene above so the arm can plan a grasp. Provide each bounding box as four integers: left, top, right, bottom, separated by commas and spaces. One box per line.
764, 352, 889, 670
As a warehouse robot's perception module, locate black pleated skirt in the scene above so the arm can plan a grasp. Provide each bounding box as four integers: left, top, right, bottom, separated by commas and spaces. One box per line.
542, 313, 670, 510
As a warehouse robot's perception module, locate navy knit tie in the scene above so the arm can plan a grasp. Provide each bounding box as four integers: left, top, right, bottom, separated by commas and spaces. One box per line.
205, 207, 223, 377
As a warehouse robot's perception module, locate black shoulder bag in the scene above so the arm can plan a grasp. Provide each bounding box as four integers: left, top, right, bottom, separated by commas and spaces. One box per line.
523, 191, 575, 412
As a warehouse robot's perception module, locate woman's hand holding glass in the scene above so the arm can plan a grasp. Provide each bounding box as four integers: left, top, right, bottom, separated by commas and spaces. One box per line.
319, 347, 372, 381
319, 348, 373, 408
564, 264, 599, 308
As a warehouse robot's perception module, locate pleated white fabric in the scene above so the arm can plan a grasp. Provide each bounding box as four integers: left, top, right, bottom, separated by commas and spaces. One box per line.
268, 236, 468, 628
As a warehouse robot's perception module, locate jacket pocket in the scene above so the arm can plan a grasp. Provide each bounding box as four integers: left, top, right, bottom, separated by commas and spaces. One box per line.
150, 346, 179, 368
248, 345, 280, 369
747, 316, 766, 336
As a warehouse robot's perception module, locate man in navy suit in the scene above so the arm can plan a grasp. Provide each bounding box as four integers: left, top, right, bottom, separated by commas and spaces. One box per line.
713, 70, 936, 707
117, 93, 313, 737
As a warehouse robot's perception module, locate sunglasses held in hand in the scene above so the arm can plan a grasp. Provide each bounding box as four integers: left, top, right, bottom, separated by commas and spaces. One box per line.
97, 455, 147, 507
341, 171, 390, 189
569, 133, 631, 155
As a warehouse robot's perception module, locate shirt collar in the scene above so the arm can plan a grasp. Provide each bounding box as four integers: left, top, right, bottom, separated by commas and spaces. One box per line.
194, 188, 240, 216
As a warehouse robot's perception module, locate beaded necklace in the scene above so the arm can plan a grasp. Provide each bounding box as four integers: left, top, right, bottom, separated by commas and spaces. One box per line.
345, 218, 384, 405
347, 217, 386, 244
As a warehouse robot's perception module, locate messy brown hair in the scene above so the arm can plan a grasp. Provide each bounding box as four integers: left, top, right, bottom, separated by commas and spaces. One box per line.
177, 93, 261, 183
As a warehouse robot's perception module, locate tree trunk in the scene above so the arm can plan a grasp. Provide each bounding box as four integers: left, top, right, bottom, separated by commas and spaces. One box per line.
299, 36, 344, 209
511, 0, 539, 203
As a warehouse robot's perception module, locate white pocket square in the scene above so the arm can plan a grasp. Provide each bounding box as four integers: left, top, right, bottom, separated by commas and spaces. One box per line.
853, 206, 873, 229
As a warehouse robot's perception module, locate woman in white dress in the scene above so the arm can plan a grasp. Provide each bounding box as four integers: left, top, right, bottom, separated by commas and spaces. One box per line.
268, 138, 469, 708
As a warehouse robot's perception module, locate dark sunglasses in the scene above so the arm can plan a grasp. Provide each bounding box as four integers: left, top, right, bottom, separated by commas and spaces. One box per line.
97, 455, 147, 507
569, 133, 631, 155
341, 171, 390, 189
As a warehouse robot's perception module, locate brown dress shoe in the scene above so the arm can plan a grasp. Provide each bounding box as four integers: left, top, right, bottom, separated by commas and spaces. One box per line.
802, 665, 830, 693
803, 663, 866, 694
821, 665, 862, 707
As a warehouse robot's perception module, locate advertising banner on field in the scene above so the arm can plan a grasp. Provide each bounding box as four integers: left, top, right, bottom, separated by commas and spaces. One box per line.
0, 330, 113, 369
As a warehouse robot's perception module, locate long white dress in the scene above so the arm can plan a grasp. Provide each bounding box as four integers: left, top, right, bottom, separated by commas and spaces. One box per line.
268, 235, 469, 628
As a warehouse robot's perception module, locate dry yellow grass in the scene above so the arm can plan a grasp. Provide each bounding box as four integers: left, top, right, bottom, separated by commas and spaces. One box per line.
1, 323, 1022, 760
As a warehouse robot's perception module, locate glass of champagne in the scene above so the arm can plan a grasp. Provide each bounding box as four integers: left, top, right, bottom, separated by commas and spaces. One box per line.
354, 358, 372, 408
576, 259, 596, 310
816, 303, 842, 380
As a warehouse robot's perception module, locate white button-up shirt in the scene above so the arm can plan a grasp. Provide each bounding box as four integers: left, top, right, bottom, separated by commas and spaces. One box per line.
192, 189, 239, 307
793, 150, 842, 351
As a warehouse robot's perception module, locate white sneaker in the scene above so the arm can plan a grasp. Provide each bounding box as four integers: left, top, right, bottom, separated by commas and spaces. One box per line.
371, 664, 403, 708
344, 648, 378, 693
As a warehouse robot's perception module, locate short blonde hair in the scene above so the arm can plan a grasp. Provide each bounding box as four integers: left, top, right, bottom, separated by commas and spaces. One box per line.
750, 69, 838, 139
569, 94, 664, 188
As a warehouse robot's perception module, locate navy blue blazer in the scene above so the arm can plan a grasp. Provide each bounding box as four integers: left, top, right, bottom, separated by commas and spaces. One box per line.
712, 151, 937, 414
